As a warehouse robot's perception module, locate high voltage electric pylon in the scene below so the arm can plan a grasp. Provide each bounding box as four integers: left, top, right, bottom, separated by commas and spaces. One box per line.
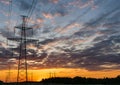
6, 0, 38, 83
16, 16, 30, 83
8, 15, 37, 84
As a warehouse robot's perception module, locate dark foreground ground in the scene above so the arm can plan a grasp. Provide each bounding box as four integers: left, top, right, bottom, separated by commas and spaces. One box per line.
1, 76, 120, 85
1, 83, 111, 85
1, 82, 119, 85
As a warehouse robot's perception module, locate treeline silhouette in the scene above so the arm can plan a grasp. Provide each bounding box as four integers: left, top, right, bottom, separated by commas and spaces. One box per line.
0, 81, 3, 85
41, 75, 120, 84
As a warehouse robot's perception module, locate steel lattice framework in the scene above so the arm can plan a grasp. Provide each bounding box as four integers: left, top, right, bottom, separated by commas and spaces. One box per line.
8, 16, 37, 83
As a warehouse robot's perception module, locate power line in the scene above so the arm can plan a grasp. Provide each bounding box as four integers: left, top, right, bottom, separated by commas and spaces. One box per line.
27, 0, 37, 18
14, 0, 37, 34
26, 0, 37, 25
8, 0, 12, 29
37, 0, 90, 40
33, 1, 106, 54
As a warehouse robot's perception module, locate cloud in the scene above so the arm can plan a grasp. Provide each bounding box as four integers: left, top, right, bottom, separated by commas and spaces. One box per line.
39, 39, 55, 45
36, 18, 44, 23
38, 0, 50, 5
0, 46, 13, 58
42, 9, 67, 19
52, 8, 91, 37
0, 10, 9, 16
1, 34, 120, 70
56, 23, 82, 34
49, 0, 59, 4
38, 0, 59, 5
0, 27, 15, 38
68, 0, 95, 9
47, 2, 68, 16
75, 34, 120, 70
42, 12, 53, 19
73, 5, 120, 38
0, 0, 10, 5
18, 0, 32, 11
1, 0, 120, 71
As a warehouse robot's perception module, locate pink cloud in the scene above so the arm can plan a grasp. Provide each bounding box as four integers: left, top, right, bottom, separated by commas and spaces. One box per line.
49, 0, 59, 4
42, 12, 53, 19
54, 23, 82, 34
0, 0, 10, 5
37, 18, 44, 23
68, 0, 97, 9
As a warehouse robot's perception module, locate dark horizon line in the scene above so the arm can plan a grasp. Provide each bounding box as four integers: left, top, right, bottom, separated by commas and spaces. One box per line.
1, 75, 120, 84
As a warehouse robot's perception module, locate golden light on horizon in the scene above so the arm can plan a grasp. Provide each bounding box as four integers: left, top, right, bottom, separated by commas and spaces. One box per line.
0, 68, 120, 83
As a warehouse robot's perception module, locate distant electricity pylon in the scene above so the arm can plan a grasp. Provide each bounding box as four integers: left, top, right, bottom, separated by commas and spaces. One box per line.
49, 72, 56, 78
5, 64, 11, 83
7, 15, 37, 83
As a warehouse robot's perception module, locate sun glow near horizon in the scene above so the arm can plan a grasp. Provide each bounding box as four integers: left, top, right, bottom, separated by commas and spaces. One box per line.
0, 68, 120, 83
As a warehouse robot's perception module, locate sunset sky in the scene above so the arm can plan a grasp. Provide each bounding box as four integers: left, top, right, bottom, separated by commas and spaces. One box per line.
0, 0, 120, 82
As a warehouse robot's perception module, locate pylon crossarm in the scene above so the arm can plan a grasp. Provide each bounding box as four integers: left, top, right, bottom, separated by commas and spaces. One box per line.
15, 26, 32, 30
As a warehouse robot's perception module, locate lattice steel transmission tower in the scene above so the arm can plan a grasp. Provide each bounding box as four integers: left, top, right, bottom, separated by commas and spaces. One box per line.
8, 15, 37, 83
16, 16, 30, 82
